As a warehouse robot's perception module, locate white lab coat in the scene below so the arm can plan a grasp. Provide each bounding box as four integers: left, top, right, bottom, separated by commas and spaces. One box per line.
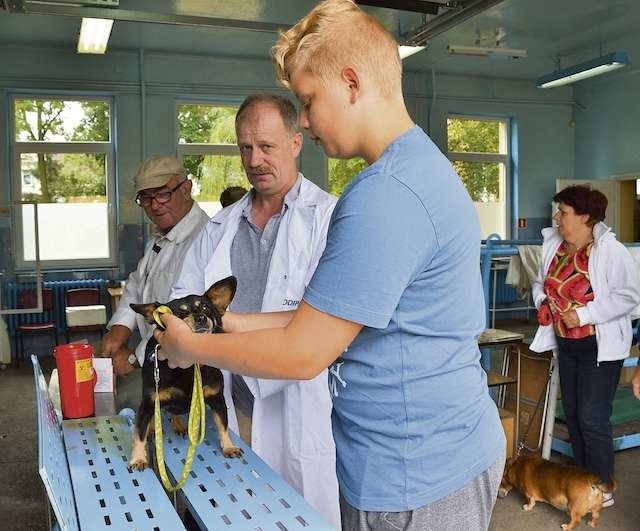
108, 202, 209, 365
172, 175, 340, 529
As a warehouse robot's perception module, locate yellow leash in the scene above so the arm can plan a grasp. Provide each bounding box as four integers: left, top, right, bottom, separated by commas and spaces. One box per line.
151, 306, 206, 492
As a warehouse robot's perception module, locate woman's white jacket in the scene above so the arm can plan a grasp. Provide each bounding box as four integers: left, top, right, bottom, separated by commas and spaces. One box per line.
171, 175, 340, 529
530, 222, 640, 362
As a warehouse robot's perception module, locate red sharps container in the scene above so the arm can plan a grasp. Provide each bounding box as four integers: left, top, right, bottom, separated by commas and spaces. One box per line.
54, 343, 96, 419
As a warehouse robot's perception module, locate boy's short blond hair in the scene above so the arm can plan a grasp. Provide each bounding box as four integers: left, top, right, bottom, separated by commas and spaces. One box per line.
272, 0, 402, 98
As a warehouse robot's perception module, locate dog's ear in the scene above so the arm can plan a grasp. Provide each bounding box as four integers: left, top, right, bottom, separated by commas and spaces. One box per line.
129, 302, 160, 324
205, 276, 237, 314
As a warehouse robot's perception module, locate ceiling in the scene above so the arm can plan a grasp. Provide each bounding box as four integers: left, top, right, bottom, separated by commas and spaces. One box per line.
1, 0, 639, 84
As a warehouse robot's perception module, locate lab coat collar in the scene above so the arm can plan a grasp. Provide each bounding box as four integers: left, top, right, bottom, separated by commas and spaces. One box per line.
210, 173, 318, 226
240, 175, 302, 221
592, 221, 613, 244
541, 221, 613, 248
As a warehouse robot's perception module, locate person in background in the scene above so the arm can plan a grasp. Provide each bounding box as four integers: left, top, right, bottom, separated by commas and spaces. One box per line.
171, 93, 339, 528
101, 155, 209, 377
530, 185, 640, 508
156, 2, 506, 530
219, 185, 248, 208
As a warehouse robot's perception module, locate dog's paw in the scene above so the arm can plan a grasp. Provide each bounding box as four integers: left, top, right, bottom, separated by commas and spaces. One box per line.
171, 416, 187, 437
172, 425, 188, 437
223, 446, 244, 459
129, 440, 149, 471
522, 503, 535, 511
128, 458, 149, 471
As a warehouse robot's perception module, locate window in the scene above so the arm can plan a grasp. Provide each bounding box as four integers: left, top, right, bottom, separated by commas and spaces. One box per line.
176, 103, 249, 216
447, 116, 511, 238
327, 158, 367, 197
11, 97, 115, 268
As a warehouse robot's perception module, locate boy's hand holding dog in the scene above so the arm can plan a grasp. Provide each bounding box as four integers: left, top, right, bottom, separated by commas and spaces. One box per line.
154, 309, 296, 369
154, 313, 198, 369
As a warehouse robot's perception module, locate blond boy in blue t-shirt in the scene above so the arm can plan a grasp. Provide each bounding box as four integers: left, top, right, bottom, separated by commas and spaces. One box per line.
154, 1, 506, 529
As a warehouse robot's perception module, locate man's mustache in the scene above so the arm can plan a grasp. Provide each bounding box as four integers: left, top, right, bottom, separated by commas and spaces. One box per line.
248, 166, 273, 176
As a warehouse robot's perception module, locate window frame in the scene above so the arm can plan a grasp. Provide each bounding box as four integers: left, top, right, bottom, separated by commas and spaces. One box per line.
9, 93, 117, 270
446, 114, 512, 238
175, 99, 242, 161
175, 99, 253, 217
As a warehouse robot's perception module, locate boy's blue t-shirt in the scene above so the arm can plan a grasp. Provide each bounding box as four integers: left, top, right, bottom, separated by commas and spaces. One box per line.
304, 126, 505, 512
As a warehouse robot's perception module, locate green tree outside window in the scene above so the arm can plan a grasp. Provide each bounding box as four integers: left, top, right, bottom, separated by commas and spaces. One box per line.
328, 158, 367, 197
447, 117, 503, 203
177, 104, 249, 201
14, 99, 109, 203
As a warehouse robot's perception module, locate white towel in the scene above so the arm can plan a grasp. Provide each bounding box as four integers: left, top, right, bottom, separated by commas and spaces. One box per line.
505, 245, 542, 298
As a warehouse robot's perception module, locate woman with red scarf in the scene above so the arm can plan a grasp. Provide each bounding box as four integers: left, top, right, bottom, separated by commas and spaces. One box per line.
530, 185, 640, 508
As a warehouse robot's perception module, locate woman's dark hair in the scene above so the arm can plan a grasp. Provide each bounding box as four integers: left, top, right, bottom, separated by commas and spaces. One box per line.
553, 185, 607, 226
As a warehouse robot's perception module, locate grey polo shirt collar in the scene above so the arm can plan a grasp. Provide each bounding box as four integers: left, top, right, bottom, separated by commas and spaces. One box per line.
241, 174, 302, 225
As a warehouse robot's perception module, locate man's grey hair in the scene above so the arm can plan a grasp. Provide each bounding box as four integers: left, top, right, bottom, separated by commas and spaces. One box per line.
235, 93, 299, 137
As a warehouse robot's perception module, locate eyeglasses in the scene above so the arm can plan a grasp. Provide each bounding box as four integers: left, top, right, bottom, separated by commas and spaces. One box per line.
135, 180, 187, 207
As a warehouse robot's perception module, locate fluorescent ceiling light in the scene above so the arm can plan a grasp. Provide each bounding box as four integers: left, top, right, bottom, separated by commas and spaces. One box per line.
77, 18, 114, 54
399, 45, 426, 60
536, 52, 629, 88
447, 44, 527, 59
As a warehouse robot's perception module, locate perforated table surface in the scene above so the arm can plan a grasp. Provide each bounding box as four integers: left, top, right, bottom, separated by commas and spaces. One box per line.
36, 346, 335, 531
157, 413, 336, 530
62, 416, 186, 530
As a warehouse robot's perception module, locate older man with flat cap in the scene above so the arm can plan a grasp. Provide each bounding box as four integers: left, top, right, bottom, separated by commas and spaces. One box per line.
101, 155, 208, 376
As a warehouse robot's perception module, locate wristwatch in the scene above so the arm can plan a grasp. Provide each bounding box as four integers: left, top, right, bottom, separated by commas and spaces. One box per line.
127, 353, 140, 368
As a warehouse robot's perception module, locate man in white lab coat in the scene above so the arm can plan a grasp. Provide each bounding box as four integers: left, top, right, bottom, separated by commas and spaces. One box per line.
172, 94, 339, 528
102, 156, 209, 376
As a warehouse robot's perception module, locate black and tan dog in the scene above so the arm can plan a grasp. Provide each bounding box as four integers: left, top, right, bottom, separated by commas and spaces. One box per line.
128, 275, 243, 471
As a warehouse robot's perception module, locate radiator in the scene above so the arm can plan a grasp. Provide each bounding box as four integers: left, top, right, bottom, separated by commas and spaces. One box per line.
492, 268, 519, 304
4, 279, 110, 336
